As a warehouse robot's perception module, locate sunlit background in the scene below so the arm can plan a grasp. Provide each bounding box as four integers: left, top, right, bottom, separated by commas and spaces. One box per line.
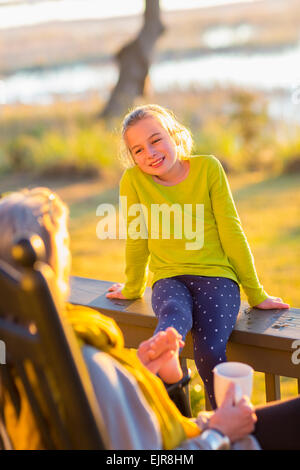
0, 0, 299, 411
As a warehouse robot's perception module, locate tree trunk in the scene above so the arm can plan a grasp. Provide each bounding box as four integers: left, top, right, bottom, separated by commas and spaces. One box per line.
100, 0, 165, 119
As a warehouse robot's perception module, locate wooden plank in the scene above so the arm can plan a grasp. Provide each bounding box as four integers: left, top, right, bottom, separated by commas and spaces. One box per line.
265, 374, 281, 402
70, 276, 300, 352
227, 342, 300, 379
231, 305, 300, 351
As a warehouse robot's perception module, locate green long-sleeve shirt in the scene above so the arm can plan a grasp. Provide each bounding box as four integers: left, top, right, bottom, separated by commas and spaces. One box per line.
119, 155, 268, 307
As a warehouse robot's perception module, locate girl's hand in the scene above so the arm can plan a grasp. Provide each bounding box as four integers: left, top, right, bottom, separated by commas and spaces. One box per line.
106, 283, 126, 299
254, 296, 289, 310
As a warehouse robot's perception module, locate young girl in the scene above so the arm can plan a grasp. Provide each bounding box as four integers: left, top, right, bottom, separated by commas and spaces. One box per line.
106, 104, 289, 409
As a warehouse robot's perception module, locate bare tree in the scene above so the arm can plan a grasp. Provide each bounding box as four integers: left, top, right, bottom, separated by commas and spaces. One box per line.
100, 0, 165, 119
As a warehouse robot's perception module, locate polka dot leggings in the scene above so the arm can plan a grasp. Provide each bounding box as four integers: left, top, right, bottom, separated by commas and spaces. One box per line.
151, 275, 241, 409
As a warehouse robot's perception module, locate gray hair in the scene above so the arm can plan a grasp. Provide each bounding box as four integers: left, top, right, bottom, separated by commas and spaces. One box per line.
0, 187, 68, 273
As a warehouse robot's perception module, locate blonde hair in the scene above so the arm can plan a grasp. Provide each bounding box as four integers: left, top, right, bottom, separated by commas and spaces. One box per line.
120, 104, 193, 168
0, 187, 69, 276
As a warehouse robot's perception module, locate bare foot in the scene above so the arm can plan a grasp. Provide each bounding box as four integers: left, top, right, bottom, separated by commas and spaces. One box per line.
137, 327, 184, 384
156, 328, 184, 384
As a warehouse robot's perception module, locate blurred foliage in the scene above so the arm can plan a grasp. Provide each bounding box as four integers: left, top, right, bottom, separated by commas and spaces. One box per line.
0, 90, 299, 178
1, 124, 119, 177
0, 101, 120, 177
228, 90, 269, 169
192, 89, 300, 174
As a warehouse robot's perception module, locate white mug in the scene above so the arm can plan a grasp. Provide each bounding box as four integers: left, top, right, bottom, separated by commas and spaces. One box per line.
213, 361, 253, 407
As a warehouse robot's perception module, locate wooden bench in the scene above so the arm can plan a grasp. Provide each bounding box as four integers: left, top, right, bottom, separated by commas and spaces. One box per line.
70, 276, 300, 409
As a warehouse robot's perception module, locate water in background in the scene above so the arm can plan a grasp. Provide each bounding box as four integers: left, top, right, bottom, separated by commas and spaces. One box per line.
0, 0, 298, 123
1, 42, 299, 123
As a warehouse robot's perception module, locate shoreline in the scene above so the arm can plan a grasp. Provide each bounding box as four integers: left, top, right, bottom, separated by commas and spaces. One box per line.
1, 41, 298, 78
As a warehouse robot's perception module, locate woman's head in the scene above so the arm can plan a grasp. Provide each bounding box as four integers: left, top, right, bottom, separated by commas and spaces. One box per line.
120, 104, 193, 169
0, 187, 70, 300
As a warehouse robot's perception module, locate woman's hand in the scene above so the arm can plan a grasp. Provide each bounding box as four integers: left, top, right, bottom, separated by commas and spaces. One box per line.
208, 382, 257, 443
106, 283, 126, 299
254, 296, 289, 310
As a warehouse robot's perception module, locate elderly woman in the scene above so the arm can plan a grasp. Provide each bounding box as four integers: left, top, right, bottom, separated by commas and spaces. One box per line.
0, 187, 299, 450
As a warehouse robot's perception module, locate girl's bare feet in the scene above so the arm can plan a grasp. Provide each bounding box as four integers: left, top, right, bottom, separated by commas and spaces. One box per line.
137, 327, 184, 384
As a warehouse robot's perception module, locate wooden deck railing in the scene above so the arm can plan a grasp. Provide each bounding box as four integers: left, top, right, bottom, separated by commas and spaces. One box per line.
70, 276, 300, 410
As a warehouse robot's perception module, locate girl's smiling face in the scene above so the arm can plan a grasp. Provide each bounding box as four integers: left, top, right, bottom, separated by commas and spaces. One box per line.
125, 117, 180, 178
